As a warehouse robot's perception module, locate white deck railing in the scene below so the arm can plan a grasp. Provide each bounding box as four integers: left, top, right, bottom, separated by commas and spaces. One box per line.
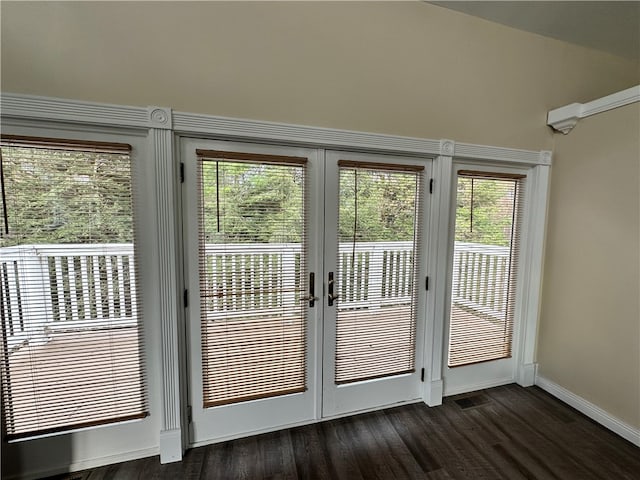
1, 241, 510, 350
1, 244, 137, 350
452, 242, 511, 322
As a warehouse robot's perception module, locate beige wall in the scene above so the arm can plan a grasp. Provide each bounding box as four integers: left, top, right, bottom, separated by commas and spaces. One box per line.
538, 103, 640, 429
1, 1, 638, 151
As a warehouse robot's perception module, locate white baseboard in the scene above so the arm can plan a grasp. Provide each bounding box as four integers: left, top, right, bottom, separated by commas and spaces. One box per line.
4, 446, 159, 480
535, 375, 640, 447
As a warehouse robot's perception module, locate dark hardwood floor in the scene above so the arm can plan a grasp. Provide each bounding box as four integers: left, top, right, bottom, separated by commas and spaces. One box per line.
49, 385, 640, 480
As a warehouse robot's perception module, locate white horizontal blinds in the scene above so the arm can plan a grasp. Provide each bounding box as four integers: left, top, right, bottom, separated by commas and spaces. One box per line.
197, 149, 308, 408
335, 160, 423, 384
0, 135, 148, 440
448, 170, 526, 367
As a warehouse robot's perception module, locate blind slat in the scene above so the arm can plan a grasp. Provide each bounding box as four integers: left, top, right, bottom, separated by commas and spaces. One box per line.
0, 135, 132, 153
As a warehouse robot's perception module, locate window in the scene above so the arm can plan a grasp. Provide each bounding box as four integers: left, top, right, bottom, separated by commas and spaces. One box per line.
448, 170, 525, 367
0, 135, 148, 439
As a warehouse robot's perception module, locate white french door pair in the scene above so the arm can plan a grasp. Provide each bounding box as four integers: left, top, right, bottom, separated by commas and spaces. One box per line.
181, 139, 430, 445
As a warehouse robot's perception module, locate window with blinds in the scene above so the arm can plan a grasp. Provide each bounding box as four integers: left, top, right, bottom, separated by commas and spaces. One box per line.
197, 150, 308, 407
335, 161, 423, 384
0, 135, 148, 440
448, 171, 525, 367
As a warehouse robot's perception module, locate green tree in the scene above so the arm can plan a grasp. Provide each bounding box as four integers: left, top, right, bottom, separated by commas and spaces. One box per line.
1, 146, 133, 247
201, 161, 304, 243
454, 177, 517, 247
339, 169, 418, 242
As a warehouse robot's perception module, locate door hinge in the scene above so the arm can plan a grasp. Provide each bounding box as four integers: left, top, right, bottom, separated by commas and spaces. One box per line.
183, 289, 189, 308
180, 162, 185, 183
429, 178, 434, 194
425, 276, 429, 291
421, 368, 425, 382
187, 405, 192, 424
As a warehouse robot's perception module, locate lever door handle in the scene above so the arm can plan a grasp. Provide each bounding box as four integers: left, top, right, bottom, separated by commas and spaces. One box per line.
305, 272, 316, 307
328, 271, 337, 306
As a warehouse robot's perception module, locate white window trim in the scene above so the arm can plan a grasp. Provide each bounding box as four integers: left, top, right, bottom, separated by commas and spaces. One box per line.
0, 92, 552, 466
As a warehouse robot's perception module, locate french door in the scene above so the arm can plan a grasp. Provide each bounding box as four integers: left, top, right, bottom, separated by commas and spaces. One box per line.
182, 139, 429, 444
322, 151, 428, 417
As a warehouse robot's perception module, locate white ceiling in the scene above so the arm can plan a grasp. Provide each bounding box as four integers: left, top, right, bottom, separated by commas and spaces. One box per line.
431, 1, 640, 60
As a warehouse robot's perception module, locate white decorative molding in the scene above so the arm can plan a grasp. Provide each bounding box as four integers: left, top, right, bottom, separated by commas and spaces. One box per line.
1, 93, 551, 166
439, 139, 455, 156
539, 151, 552, 165
455, 143, 547, 165
152, 126, 184, 463
515, 164, 550, 385
148, 106, 173, 129
422, 156, 453, 408
0, 92, 148, 128
547, 85, 640, 134
173, 110, 442, 155
547, 103, 581, 134
536, 376, 640, 447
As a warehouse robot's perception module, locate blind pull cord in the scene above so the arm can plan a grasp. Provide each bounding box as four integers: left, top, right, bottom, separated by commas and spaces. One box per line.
350, 170, 358, 271
0, 150, 8, 236
470, 177, 474, 234
215, 161, 220, 233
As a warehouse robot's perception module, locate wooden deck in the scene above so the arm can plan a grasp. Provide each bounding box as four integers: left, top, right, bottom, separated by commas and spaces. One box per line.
4, 305, 505, 433
449, 306, 511, 366
4, 327, 145, 436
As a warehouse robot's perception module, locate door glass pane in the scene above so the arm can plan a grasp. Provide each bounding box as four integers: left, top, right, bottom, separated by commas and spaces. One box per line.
335, 162, 423, 384
198, 152, 307, 407
448, 172, 525, 367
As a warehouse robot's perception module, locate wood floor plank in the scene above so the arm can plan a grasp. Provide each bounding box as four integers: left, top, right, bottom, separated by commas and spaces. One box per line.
487, 386, 624, 480
365, 409, 433, 478
44, 385, 640, 480
318, 417, 366, 480
383, 404, 442, 474
289, 422, 334, 480
256, 430, 298, 480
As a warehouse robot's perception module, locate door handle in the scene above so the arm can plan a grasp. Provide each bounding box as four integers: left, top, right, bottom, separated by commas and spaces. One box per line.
300, 272, 318, 307
328, 271, 338, 306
